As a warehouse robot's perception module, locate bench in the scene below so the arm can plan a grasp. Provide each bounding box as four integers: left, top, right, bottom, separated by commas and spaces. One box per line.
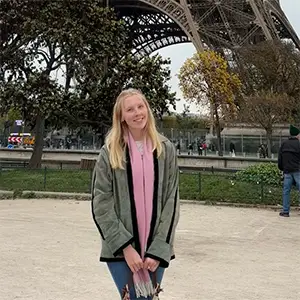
0, 161, 29, 170
80, 159, 96, 170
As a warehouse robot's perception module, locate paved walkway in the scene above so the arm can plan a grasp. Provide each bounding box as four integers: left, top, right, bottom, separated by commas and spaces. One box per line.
1, 199, 299, 300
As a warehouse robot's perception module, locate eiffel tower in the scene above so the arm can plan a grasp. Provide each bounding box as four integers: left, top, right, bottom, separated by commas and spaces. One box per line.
111, 0, 300, 57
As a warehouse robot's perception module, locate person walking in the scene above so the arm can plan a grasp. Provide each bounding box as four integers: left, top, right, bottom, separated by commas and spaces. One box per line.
278, 124, 300, 217
188, 143, 193, 155
229, 141, 235, 157
176, 140, 181, 155
197, 141, 203, 156
91, 88, 180, 299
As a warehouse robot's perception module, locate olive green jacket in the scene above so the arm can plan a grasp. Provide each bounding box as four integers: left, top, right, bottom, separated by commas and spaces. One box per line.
91, 136, 179, 268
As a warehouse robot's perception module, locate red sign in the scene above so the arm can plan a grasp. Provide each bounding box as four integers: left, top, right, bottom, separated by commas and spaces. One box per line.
8, 137, 21, 143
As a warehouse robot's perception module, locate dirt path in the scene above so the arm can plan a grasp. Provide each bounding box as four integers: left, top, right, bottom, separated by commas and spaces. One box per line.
1, 199, 299, 300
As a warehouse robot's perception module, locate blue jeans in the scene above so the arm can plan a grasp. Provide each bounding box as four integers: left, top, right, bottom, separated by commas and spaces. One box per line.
282, 172, 300, 213
107, 261, 164, 300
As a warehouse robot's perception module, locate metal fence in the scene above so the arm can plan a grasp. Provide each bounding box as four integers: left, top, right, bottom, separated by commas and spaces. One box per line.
0, 168, 298, 205
0, 129, 291, 157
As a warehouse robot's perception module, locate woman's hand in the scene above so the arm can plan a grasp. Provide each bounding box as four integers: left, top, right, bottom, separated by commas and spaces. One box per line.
123, 245, 144, 273
144, 257, 159, 272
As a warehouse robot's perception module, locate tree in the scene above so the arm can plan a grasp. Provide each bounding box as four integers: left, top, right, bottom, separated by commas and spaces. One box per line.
241, 91, 294, 157
126, 55, 177, 120
235, 41, 300, 156
178, 50, 241, 156
173, 104, 207, 131
1, 0, 176, 166
1, 0, 130, 167
65, 54, 177, 135
237, 41, 300, 100
1, 74, 64, 159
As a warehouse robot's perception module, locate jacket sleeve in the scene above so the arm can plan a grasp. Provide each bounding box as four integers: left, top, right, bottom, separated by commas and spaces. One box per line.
145, 142, 180, 267
278, 144, 283, 171
91, 148, 134, 256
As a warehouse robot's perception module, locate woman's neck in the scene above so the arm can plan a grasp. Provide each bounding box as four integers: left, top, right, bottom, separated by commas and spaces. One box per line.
129, 129, 145, 141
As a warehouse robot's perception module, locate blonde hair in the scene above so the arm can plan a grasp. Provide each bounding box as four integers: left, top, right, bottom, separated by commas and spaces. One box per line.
105, 88, 163, 169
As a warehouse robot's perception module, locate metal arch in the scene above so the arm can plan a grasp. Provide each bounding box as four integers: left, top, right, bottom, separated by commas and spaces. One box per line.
121, 11, 190, 57
131, 25, 189, 49
270, 12, 300, 49
263, 0, 300, 49
133, 35, 190, 58
138, 0, 203, 51
111, 0, 300, 58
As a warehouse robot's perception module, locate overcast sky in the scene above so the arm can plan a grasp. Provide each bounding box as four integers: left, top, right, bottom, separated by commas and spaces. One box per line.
155, 1, 300, 113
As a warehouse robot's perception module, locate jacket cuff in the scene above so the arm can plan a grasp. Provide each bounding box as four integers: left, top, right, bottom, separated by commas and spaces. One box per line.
107, 231, 134, 257
112, 237, 135, 257
145, 237, 171, 268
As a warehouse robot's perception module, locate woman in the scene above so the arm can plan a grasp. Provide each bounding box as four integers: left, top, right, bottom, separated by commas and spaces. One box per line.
91, 88, 179, 299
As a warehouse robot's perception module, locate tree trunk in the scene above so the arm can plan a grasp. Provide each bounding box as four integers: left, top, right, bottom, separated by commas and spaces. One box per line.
209, 102, 214, 135
214, 104, 223, 157
266, 129, 272, 158
28, 112, 45, 169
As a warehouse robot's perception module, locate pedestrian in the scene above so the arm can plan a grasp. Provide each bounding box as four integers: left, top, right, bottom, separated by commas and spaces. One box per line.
188, 143, 193, 155
278, 124, 300, 217
91, 88, 180, 299
202, 141, 207, 156
176, 140, 181, 155
258, 144, 266, 158
197, 140, 203, 156
229, 141, 235, 157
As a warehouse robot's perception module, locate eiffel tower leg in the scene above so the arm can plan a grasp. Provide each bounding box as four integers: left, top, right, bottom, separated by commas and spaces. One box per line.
142, 0, 203, 51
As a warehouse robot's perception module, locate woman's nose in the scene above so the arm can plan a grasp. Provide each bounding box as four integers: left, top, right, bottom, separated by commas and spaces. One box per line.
134, 108, 140, 115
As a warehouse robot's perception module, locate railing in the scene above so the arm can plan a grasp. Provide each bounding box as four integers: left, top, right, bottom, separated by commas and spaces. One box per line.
0, 168, 298, 206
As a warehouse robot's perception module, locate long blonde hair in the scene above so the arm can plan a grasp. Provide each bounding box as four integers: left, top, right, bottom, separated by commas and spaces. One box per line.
105, 88, 163, 169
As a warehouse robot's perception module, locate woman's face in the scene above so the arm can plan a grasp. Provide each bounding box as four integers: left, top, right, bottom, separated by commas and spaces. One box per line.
122, 95, 148, 132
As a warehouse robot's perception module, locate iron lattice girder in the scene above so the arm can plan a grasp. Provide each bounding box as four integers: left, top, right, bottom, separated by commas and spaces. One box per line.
113, 1, 190, 57
263, 0, 300, 44
189, 0, 300, 49
188, 0, 263, 47
123, 12, 189, 57
111, 0, 300, 57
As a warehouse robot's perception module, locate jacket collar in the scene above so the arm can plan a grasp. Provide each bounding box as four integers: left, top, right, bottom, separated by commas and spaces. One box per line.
159, 134, 168, 143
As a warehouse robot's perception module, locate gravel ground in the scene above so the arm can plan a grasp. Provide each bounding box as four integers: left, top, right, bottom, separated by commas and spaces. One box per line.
1, 199, 299, 300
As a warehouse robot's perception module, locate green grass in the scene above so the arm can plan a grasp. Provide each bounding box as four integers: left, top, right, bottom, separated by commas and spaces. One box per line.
0, 169, 92, 193
180, 172, 299, 205
0, 169, 299, 205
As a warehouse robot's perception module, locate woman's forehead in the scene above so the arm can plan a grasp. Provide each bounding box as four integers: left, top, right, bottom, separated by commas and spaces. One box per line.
122, 94, 144, 108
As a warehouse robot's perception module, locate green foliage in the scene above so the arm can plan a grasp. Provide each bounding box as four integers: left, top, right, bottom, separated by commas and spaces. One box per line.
0, 0, 129, 125
1, 0, 176, 167
235, 163, 282, 186
1, 74, 64, 124
69, 54, 177, 130
125, 55, 177, 119
1, 0, 176, 130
